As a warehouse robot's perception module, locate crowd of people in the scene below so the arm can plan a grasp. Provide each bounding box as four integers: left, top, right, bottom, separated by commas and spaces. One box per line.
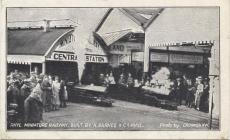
143, 67, 210, 111
7, 67, 210, 126
7, 69, 68, 125
90, 68, 210, 111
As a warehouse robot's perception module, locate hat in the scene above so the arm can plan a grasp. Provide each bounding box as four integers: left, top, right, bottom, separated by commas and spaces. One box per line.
24, 78, 31, 82
8, 80, 15, 85
37, 79, 42, 83
197, 76, 202, 79
176, 77, 182, 81
204, 77, 209, 81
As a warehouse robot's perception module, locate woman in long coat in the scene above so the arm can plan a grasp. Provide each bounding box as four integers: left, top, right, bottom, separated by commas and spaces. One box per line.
52, 76, 61, 110
59, 79, 66, 108
24, 80, 43, 125
41, 75, 52, 112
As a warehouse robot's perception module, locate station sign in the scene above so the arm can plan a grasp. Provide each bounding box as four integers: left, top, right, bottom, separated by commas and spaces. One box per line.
85, 54, 108, 63
50, 51, 77, 61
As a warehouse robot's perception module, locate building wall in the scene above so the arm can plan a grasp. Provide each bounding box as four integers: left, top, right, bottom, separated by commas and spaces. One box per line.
144, 7, 220, 116
145, 7, 219, 73
97, 8, 143, 34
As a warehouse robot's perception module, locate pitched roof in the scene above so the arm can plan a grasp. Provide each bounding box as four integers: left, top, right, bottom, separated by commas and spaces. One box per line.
8, 28, 74, 55
120, 8, 164, 29
96, 29, 132, 46
95, 8, 164, 32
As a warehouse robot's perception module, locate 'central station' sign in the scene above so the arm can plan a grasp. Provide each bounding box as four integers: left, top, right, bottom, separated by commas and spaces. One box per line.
85, 54, 108, 63
50, 52, 77, 61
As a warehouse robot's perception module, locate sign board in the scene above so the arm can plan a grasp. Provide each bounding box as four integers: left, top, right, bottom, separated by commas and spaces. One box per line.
150, 52, 168, 63
85, 54, 108, 63
169, 54, 203, 64
50, 51, 77, 61
132, 52, 144, 62
109, 42, 143, 54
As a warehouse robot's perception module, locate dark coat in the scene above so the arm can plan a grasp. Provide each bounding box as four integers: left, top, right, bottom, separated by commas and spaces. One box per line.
7, 85, 20, 106
118, 77, 126, 86
41, 80, 52, 106
127, 77, 134, 87
59, 81, 65, 101
98, 76, 106, 86
24, 96, 43, 123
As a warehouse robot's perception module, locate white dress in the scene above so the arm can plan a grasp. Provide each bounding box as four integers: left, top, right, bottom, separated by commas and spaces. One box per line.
52, 81, 61, 106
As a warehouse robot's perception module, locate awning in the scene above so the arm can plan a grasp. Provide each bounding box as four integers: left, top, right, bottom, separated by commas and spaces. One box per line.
7, 55, 45, 64
97, 29, 131, 46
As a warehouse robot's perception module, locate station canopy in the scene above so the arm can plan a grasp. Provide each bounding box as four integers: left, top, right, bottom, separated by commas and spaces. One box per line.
7, 27, 74, 64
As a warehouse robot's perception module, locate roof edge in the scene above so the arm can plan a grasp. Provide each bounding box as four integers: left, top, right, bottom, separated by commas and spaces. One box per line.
95, 8, 114, 32
96, 30, 132, 46
119, 8, 143, 27
143, 8, 164, 30
44, 29, 74, 57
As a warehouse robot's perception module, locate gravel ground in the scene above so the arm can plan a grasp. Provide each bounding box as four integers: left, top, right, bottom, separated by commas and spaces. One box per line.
42, 100, 219, 130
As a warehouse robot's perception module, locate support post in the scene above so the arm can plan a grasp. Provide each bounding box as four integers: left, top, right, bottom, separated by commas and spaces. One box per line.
29, 63, 32, 74
208, 75, 214, 129
42, 62, 46, 75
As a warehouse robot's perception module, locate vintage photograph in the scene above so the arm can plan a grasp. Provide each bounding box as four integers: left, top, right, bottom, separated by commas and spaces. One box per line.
6, 7, 220, 131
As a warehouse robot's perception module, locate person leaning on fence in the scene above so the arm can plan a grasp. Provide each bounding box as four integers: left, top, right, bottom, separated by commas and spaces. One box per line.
195, 76, 204, 111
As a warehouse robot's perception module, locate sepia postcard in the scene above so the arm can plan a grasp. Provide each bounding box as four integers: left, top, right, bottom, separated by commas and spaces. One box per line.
0, 0, 229, 139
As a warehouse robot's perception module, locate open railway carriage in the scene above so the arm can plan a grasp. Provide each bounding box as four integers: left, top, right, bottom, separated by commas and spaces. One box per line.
68, 84, 113, 107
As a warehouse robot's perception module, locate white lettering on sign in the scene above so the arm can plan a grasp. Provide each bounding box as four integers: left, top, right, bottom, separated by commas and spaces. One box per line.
85, 55, 108, 63
169, 54, 203, 64
51, 52, 77, 61
150, 52, 168, 62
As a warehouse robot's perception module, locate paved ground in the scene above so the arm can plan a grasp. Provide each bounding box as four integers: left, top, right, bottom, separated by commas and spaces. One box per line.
42, 100, 219, 130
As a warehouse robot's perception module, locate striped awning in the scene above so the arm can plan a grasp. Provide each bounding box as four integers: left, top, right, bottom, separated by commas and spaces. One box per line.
7, 55, 45, 64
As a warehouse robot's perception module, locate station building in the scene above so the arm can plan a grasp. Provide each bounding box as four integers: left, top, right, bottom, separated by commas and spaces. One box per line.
7, 22, 80, 82
94, 8, 219, 116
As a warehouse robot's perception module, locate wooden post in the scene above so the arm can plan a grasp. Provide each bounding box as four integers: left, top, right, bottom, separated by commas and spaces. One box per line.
29, 63, 32, 74
42, 62, 46, 74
